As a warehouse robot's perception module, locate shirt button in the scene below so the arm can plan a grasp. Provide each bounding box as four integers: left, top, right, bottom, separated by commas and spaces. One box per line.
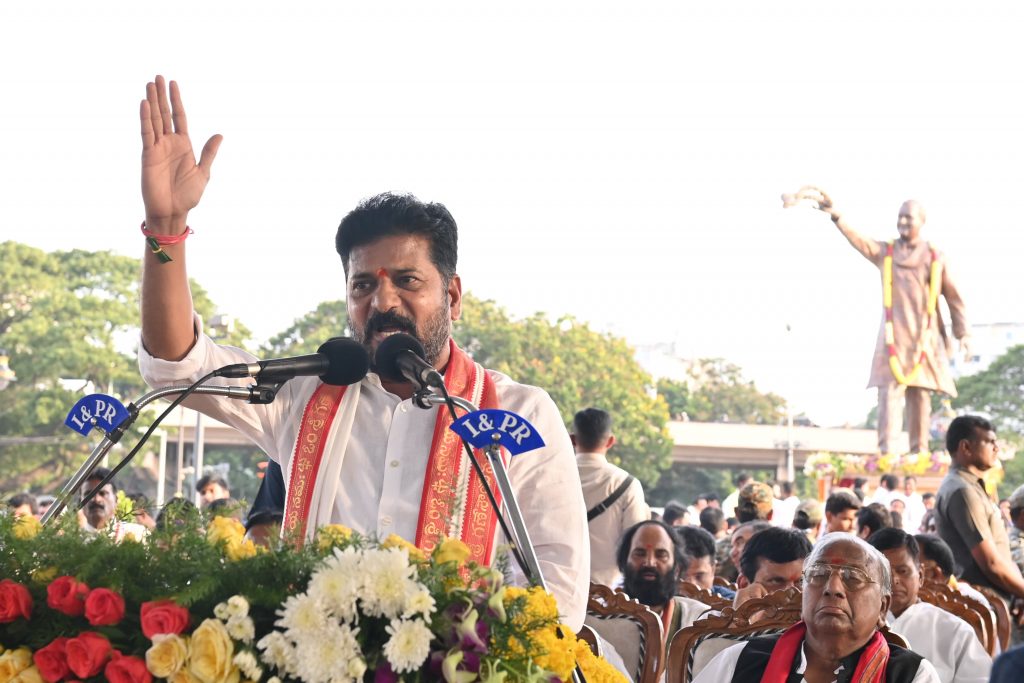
390, 460, 400, 468
400, 404, 408, 413
381, 516, 393, 527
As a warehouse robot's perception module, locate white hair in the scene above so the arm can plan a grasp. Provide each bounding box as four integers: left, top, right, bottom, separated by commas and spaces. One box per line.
807, 533, 892, 597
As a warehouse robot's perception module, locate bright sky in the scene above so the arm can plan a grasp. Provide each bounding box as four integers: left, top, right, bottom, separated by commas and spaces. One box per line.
2, 2, 1022, 427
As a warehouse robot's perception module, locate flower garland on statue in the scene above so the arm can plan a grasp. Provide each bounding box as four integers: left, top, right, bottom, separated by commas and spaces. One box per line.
0, 508, 625, 683
882, 240, 942, 386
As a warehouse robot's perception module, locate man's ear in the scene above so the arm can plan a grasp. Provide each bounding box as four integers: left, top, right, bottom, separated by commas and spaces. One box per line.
737, 574, 750, 589
605, 434, 616, 450
878, 594, 892, 626
570, 434, 577, 448
448, 274, 462, 321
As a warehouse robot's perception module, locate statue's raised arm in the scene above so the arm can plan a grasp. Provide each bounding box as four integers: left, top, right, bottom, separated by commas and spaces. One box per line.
782, 185, 881, 262
139, 76, 223, 361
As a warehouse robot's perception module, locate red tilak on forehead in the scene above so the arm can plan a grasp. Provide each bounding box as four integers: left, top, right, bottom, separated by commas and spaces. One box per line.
376, 268, 389, 278
824, 556, 853, 565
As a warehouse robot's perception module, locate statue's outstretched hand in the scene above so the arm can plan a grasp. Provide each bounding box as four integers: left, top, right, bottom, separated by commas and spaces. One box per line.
781, 185, 838, 220
140, 75, 222, 233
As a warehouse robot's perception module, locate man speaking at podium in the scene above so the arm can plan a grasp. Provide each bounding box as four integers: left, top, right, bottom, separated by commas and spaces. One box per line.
135, 76, 589, 629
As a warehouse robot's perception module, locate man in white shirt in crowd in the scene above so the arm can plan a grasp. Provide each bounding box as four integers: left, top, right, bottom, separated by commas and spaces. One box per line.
903, 476, 927, 533
871, 474, 900, 508
573, 407, 649, 587
867, 528, 991, 682
721, 472, 752, 520
772, 480, 800, 528
134, 76, 589, 629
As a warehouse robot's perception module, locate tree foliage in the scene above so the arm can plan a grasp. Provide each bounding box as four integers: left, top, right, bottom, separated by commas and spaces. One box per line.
658, 358, 785, 424
261, 300, 349, 357
453, 294, 672, 486
0, 241, 250, 492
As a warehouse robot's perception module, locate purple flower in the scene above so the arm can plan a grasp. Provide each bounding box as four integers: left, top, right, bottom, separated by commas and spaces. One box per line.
375, 661, 399, 683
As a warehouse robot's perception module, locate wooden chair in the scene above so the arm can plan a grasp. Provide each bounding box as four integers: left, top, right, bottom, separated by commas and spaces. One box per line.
666, 586, 802, 683
974, 585, 1011, 653
585, 583, 665, 683
918, 582, 994, 655
665, 587, 908, 683
677, 580, 732, 612
713, 576, 737, 591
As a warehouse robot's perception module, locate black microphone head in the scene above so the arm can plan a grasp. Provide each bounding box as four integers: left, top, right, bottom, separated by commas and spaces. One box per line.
316, 337, 370, 386
374, 333, 426, 383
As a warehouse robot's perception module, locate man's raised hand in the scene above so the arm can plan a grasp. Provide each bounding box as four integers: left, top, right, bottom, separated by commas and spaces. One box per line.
140, 75, 222, 234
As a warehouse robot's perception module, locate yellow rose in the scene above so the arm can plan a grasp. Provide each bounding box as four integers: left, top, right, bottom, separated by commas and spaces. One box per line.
146, 634, 190, 678
435, 538, 471, 566
0, 648, 33, 682
189, 619, 240, 683
382, 534, 426, 561
224, 537, 258, 562
207, 516, 246, 546
171, 671, 202, 683
29, 567, 58, 584
9, 666, 43, 683
316, 524, 353, 550
12, 517, 41, 540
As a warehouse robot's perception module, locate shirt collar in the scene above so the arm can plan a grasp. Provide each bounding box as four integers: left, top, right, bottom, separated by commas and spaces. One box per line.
575, 452, 609, 464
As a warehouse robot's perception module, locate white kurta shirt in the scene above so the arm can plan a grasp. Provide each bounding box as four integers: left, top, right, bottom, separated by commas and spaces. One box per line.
888, 602, 991, 683
693, 639, 940, 683
139, 323, 590, 630
576, 451, 649, 587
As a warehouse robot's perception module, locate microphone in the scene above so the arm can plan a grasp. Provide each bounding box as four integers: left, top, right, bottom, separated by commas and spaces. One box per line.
216, 337, 370, 386
374, 333, 444, 389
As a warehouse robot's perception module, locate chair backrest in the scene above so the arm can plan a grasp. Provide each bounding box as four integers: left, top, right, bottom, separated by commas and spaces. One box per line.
974, 585, 1011, 653
677, 580, 732, 611
918, 582, 993, 654
665, 587, 909, 683
585, 583, 665, 683
666, 586, 803, 683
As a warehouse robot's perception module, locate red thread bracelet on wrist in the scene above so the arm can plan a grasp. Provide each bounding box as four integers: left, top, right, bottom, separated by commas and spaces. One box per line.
140, 221, 194, 245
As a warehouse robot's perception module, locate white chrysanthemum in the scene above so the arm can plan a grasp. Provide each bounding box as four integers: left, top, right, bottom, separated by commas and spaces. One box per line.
359, 548, 419, 618
213, 601, 230, 620
257, 631, 297, 673
233, 650, 262, 680
403, 588, 436, 619
307, 547, 363, 621
347, 657, 368, 680
383, 618, 433, 674
227, 595, 250, 618
227, 615, 256, 644
294, 622, 362, 683
276, 592, 329, 635
268, 678, 282, 683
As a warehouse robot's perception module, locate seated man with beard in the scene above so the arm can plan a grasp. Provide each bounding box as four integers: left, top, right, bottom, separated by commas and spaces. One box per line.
617, 520, 709, 648
693, 535, 940, 683
867, 528, 991, 683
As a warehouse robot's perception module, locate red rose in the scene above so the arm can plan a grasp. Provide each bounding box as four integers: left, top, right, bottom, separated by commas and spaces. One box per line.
33, 637, 70, 683
65, 631, 112, 679
0, 578, 33, 622
84, 587, 125, 626
140, 599, 190, 639
105, 651, 153, 683
46, 575, 90, 617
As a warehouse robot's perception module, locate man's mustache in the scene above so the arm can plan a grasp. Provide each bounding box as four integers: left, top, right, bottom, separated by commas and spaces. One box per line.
365, 311, 417, 337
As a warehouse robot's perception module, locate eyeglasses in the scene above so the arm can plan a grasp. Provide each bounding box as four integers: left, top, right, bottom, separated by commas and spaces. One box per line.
802, 563, 878, 591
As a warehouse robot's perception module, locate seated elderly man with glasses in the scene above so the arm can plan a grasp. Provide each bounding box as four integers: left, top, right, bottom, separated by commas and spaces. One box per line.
693, 535, 940, 683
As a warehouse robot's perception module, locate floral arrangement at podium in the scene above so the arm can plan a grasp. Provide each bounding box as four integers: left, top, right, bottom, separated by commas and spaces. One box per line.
0, 510, 623, 683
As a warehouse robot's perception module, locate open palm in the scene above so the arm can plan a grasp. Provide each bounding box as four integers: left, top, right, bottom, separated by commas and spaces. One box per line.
140, 76, 222, 228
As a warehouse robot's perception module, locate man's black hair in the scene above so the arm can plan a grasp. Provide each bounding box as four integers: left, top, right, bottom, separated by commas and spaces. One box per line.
880, 474, 899, 491
825, 489, 861, 515
616, 520, 688, 576
662, 501, 688, 526
734, 471, 752, 487
703, 492, 720, 503
196, 472, 230, 494
156, 497, 199, 531
7, 492, 38, 515
699, 506, 726, 535
915, 533, 959, 577
857, 502, 892, 537
867, 527, 920, 566
85, 467, 118, 493
946, 415, 994, 456
921, 492, 935, 502
739, 527, 812, 583
572, 408, 613, 452
675, 525, 716, 560
780, 481, 794, 497
335, 192, 458, 284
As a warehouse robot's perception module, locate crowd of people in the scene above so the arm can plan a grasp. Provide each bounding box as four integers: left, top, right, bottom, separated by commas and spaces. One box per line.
577, 408, 1024, 681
